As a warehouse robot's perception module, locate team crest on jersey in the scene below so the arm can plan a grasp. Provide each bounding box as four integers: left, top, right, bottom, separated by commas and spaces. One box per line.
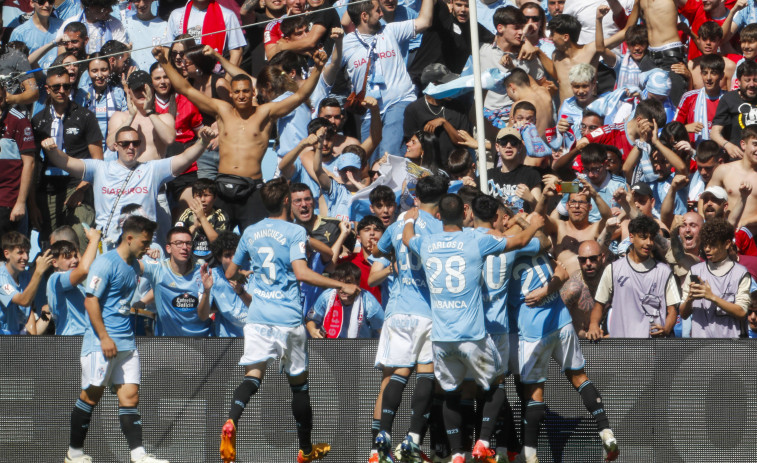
299, 241, 306, 254
590, 128, 604, 138
89, 276, 101, 291
2, 283, 13, 295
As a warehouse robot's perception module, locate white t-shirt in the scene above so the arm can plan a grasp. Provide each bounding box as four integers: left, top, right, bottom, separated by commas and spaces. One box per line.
167, 3, 246, 52
562, 0, 634, 45
82, 158, 174, 243
123, 16, 170, 70
341, 22, 418, 113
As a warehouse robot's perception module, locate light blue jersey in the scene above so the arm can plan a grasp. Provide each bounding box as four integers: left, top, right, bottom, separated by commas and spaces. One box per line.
508, 253, 573, 342
376, 210, 442, 319
82, 250, 140, 355
209, 267, 248, 337
367, 255, 396, 311
477, 228, 540, 335
233, 218, 308, 327
408, 228, 509, 342
324, 179, 352, 221
141, 258, 211, 337
9, 16, 63, 70
0, 264, 31, 335
47, 270, 88, 336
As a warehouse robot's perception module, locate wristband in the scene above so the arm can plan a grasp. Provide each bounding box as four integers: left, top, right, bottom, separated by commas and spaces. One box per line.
404, 218, 415, 225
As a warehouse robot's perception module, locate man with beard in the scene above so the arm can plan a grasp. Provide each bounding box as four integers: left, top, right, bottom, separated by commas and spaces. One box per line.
589, 215, 680, 339
708, 125, 757, 226
536, 179, 611, 274
559, 240, 606, 337
711, 60, 757, 158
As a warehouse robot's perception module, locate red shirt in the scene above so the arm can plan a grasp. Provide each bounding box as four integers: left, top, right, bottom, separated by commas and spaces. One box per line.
585, 123, 634, 160
673, 89, 722, 143
337, 251, 382, 304
0, 109, 36, 208
679, 0, 736, 60
263, 19, 283, 47
736, 227, 757, 256
155, 94, 203, 173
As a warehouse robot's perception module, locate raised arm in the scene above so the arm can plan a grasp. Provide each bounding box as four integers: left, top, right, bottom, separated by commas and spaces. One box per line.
6, 78, 39, 106
721, 0, 747, 42
202, 45, 255, 83
267, 49, 327, 120
534, 182, 560, 236
10, 250, 51, 308
414, 0, 434, 32
322, 28, 345, 86
595, 5, 617, 67
651, 122, 688, 174
197, 263, 213, 321
69, 228, 102, 286
170, 126, 214, 175
267, 23, 329, 59
278, 133, 319, 178
152, 47, 223, 117
359, 96, 383, 157
40, 138, 86, 178
310, 129, 333, 191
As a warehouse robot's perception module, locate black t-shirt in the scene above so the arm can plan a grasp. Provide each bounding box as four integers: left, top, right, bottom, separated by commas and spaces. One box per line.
309, 216, 356, 250
240, 11, 273, 78
713, 89, 757, 145
32, 102, 102, 162
307, 7, 341, 55
486, 164, 542, 213
403, 96, 472, 166
409, 1, 494, 83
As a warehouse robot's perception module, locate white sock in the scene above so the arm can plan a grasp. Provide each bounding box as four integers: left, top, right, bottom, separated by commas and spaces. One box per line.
68, 447, 84, 459
478, 439, 490, 448
452, 452, 465, 460
524, 446, 537, 458
131, 446, 146, 461
408, 432, 420, 443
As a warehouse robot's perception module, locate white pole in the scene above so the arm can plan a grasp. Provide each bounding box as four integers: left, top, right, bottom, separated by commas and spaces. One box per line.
467, 0, 489, 194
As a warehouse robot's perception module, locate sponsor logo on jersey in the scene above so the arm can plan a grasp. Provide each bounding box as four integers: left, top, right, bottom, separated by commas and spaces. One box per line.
172, 293, 199, 312
2, 283, 13, 295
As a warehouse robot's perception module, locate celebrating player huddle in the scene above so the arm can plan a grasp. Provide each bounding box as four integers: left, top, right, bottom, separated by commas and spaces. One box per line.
61, 176, 617, 463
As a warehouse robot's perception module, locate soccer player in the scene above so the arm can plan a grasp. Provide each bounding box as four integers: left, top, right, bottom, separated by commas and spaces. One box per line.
140, 226, 212, 337
371, 175, 447, 462
47, 226, 102, 336
220, 178, 359, 463
404, 193, 544, 463
508, 250, 618, 463
66, 216, 168, 463
472, 195, 545, 461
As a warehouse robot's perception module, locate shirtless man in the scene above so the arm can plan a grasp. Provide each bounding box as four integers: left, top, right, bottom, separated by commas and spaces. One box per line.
559, 240, 607, 337
503, 68, 554, 135
636, 0, 688, 104
687, 21, 736, 90
708, 125, 757, 227
106, 71, 176, 162
537, 178, 611, 274
549, 7, 632, 102
154, 46, 328, 231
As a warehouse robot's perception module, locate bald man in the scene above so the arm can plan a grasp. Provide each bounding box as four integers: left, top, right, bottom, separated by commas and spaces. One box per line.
559, 240, 607, 338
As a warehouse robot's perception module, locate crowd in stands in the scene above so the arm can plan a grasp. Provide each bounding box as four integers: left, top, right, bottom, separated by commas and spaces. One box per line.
2, 0, 757, 460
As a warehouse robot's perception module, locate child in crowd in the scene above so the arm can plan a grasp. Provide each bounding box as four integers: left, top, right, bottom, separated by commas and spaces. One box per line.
207, 232, 250, 338
306, 262, 383, 339
176, 178, 229, 262
47, 227, 101, 336
0, 232, 51, 335
681, 219, 751, 338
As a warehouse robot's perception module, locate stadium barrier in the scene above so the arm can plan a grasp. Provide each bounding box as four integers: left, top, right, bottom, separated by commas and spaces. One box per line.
2, 337, 757, 462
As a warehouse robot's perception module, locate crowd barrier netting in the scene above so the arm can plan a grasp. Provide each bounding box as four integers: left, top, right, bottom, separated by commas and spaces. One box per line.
2, 337, 757, 463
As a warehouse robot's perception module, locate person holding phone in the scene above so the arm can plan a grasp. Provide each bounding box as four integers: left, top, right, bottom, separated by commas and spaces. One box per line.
680, 218, 752, 338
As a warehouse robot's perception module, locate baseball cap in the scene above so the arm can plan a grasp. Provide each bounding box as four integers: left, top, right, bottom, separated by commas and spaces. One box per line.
420, 63, 460, 87
630, 182, 653, 197
700, 185, 728, 202
336, 152, 361, 171
496, 127, 522, 142
127, 70, 152, 90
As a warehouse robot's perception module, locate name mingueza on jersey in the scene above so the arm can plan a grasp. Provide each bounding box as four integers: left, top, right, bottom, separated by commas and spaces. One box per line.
249, 228, 287, 246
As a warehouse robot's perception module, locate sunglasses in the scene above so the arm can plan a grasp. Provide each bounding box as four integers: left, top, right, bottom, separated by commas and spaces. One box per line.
577, 254, 600, 263
525, 15, 540, 21
496, 136, 521, 146
117, 140, 142, 148
32, 0, 54, 4
48, 83, 72, 92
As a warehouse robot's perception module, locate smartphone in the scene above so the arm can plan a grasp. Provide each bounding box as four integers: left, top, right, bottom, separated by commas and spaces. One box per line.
690, 274, 701, 284
556, 182, 581, 194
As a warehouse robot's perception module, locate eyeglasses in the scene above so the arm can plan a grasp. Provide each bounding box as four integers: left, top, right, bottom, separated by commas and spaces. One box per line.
581, 123, 600, 132
117, 140, 142, 148
577, 254, 600, 263
48, 83, 72, 92
169, 240, 193, 248
567, 199, 589, 207
525, 15, 540, 22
